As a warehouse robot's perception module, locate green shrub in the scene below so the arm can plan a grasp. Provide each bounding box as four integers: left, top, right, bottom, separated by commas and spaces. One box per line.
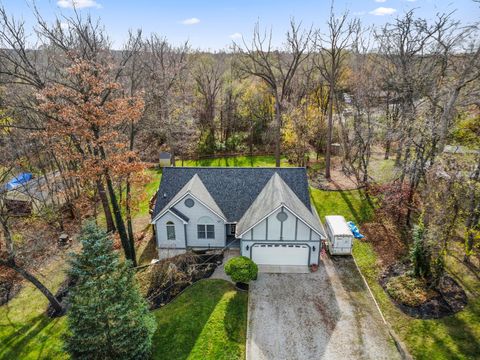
224, 256, 258, 284
386, 274, 436, 307
410, 219, 431, 278
65, 222, 157, 360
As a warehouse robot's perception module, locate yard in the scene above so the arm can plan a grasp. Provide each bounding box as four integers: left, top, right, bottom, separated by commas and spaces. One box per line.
353, 241, 480, 360
152, 279, 247, 360
1, 154, 479, 359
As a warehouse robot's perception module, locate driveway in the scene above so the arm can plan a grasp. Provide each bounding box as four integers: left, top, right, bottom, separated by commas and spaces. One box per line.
247, 256, 401, 360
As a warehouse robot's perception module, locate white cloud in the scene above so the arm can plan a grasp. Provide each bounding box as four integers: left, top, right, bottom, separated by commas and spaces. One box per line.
229, 32, 242, 40
60, 22, 70, 30
57, 0, 102, 9
369, 7, 397, 16
375, 0, 387, 3
181, 17, 200, 25
353, 11, 366, 16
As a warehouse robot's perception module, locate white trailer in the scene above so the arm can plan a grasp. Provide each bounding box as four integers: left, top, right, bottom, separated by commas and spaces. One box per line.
325, 215, 353, 255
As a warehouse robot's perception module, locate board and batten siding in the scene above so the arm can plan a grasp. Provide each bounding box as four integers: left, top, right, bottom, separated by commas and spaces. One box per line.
240, 207, 321, 265
241, 207, 320, 242
155, 212, 186, 249
172, 195, 226, 248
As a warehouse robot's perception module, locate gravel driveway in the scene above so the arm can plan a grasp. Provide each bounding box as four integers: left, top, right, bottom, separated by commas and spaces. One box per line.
246, 256, 401, 360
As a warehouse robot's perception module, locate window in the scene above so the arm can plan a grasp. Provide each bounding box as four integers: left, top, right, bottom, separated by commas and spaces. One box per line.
198, 224, 215, 239
277, 211, 288, 222
197, 216, 215, 239
230, 224, 236, 235
166, 221, 176, 240
184, 198, 194, 208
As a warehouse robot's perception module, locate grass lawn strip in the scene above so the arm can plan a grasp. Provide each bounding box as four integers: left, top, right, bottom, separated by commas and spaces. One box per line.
151, 279, 247, 360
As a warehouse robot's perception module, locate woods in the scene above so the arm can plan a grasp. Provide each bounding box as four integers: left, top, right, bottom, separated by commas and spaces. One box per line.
0, 2, 479, 359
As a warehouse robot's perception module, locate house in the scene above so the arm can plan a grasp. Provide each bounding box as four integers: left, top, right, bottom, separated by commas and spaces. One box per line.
151, 167, 326, 269
1, 171, 70, 215
159, 152, 172, 167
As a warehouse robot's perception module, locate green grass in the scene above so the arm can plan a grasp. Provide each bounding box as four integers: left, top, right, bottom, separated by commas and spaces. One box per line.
175, 154, 291, 168
0, 257, 69, 360
353, 240, 480, 360
310, 187, 375, 224
152, 279, 248, 360
1, 275, 247, 360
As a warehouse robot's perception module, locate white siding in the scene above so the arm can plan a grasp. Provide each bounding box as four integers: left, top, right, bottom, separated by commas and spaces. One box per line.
173, 195, 226, 248
243, 207, 320, 241
239, 206, 322, 266
155, 212, 185, 249
252, 219, 266, 240
297, 220, 311, 241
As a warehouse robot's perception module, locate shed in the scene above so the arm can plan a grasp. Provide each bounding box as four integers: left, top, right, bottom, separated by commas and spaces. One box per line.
325, 215, 353, 255
159, 152, 172, 167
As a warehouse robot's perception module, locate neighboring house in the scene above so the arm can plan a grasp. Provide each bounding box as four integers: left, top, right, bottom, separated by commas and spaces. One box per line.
151, 167, 326, 269
159, 152, 172, 167
1, 171, 70, 215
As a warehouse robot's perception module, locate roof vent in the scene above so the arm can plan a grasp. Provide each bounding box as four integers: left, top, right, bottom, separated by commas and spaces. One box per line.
163, 192, 167, 198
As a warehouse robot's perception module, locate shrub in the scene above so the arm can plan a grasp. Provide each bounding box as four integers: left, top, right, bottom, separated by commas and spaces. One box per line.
224, 256, 258, 284
410, 219, 431, 278
386, 274, 436, 307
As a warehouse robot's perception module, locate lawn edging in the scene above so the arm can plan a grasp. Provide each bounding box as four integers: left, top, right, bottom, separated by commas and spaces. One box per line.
352, 254, 413, 360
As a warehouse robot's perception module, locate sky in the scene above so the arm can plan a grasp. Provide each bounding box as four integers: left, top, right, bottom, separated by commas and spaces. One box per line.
2, 0, 479, 50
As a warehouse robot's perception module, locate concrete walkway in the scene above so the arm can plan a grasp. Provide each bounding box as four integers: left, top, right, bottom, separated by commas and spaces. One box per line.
246, 256, 401, 360
210, 249, 240, 282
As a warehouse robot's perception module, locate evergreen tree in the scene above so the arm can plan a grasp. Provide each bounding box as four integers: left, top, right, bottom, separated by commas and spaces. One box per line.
64, 222, 156, 360
410, 219, 431, 279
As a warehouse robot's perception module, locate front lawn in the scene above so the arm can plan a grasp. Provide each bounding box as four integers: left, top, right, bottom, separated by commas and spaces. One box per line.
152, 279, 248, 360
1, 273, 247, 360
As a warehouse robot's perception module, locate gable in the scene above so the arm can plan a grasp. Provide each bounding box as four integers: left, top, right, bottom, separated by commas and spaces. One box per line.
236, 173, 325, 238
152, 167, 311, 223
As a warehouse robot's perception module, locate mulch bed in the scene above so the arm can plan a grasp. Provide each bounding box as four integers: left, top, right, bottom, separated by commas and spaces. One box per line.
44, 250, 223, 317
379, 262, 467, 319
145, 250, 223, 310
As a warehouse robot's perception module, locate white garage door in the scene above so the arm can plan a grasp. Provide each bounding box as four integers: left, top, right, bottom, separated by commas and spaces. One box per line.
252, 244, 309, 266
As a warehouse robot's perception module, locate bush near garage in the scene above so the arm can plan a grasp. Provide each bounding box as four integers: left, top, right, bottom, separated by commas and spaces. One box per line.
224, 256, 258, 285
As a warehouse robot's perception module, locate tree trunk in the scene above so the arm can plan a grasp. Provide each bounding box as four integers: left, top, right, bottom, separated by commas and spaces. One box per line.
105, 173, 137, 266
325, 85, 334, 180
384, 141, 391, 160
97, 180, 116, 233
274, 97, 282, 168
1, 258, 63, 314
465, 159, 480, 263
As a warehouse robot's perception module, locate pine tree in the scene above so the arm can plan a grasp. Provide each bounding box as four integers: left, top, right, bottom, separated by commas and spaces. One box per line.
410, 219, 431, 279
64, 222, 156, 360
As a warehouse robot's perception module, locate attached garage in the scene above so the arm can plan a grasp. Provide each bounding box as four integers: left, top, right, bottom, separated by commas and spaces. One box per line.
251, 244, 310, 266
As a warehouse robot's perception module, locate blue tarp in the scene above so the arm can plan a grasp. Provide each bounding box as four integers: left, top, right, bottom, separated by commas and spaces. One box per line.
6, 173, 32, 191
347, 221, 365, 239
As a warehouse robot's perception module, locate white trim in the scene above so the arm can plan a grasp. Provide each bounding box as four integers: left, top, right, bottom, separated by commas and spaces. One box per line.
151, 191, 227, 224
152, 209, 188, 225
237, 203, 326, 239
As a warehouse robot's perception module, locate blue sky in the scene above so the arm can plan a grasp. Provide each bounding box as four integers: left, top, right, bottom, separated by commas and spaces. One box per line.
2, 0, 479, 50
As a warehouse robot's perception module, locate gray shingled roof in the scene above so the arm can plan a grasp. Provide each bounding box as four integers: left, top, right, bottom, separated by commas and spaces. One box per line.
236, 173, 325, 237
155, 174, 226, 220
152, 167, 312, 223
170, 207, 190, 222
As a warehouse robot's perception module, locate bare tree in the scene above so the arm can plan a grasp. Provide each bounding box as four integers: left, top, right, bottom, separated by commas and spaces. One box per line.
193, 54, 224, 153
314, 5, 355, 179
234, 19, 312, 167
